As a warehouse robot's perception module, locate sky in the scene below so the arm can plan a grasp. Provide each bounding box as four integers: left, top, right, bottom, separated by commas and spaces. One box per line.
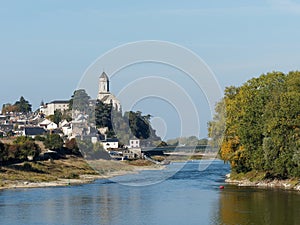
1, 0, 300, 139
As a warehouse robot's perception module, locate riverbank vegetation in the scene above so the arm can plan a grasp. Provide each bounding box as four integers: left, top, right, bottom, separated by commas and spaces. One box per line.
0, 135, 81, 166
0, 156, 97, 187
0, 156, 162, 189
209, 71, 300, 180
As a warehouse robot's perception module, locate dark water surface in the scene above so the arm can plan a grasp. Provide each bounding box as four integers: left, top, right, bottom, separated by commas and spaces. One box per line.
0, 160, 299, 225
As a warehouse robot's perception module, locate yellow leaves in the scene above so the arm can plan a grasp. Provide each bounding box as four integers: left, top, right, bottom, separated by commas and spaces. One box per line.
220, 135, 241, 162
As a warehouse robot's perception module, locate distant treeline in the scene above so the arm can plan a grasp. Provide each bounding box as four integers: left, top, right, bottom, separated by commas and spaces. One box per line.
167, 136, 208, 146
209, 71, 300, 179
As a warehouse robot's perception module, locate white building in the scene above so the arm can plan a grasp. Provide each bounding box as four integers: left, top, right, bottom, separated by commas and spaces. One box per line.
101, 138, 119, 151
40, 100, 70, 116
129, 139, 140, 148
39, 119, 52, 128
97, 72, 121, 112
46, 122, 58, 130
61, 120, 72, 137
39, 119, 58, 130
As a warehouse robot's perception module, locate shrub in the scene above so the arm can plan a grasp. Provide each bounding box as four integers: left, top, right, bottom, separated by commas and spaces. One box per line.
43, 134, 64, 150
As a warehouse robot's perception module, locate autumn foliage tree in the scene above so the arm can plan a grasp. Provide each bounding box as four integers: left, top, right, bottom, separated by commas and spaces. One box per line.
209, 71, 300, 178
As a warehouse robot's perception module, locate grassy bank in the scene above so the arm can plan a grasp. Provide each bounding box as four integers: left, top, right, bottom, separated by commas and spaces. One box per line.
0, 156, 96, 188
0, 157, 162, 190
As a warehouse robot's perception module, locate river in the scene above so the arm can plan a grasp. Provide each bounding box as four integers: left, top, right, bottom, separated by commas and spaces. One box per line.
0, 160, 299, 225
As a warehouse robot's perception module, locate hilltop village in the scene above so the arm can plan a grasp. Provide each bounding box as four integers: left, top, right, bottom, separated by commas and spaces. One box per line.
0, 72, 164, 165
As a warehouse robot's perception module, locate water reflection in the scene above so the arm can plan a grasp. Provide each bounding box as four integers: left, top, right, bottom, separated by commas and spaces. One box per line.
217, 186, 300, 225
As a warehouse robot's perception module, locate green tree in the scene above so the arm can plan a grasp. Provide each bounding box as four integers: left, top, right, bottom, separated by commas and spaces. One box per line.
62, 111, 72, 122
125, 111, 151, 139
69, 89, 90, 112
76, 139, 110, 160
0, 141, 8, 165
95, 100, 113, 129
10, 137, 41, 160
44, 134, 64, 150
53, 109, 63, 125
209, 71, 300, 178
198, 138, 208, 145
14, 96, 32, 113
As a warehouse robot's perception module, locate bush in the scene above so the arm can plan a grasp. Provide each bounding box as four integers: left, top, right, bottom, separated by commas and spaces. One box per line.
1, 138, 41, 164
65, 138, 82, 156
43, 134, 64, 150
34, 135, 45, 141
23, 162, 32, 171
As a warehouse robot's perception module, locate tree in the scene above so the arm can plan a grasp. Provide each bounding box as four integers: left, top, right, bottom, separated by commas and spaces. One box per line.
2, 103, 18, 114
76, 139, 110, 160
44, 134, 64, 150
8, 137, 41, 161
209, 71, 300, 178
125, 111, 151, 139
62, 111, 72, 122
0, 141, 8, 165
95, 100, 113, 129
14, 96, 32, 113
167, 136, 207, 147
65, 138, 81, 156
2, 97, 32, 114
198, 138, 208, 145
53, 109, 62, 125
69, 89, 90, 112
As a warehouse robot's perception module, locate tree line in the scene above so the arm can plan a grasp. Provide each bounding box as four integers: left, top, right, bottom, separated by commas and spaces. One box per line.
208, 71, 300, 179
0, 135, 81, 166
167, 136, 208, 146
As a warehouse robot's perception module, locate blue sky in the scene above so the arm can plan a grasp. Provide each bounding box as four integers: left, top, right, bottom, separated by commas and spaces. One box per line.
1, 0, 300, 139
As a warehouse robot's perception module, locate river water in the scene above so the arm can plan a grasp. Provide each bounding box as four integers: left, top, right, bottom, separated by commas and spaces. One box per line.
0, 160, 299, 225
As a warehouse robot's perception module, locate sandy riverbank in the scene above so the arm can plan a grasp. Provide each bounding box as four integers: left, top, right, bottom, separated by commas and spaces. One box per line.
0, 171, 133, 190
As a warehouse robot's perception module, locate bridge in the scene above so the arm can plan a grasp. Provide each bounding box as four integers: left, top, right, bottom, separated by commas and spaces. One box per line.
141, 145, 219, 156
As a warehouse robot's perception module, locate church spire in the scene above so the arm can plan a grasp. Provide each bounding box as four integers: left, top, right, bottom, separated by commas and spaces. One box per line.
99, 71, 109, 93
97, 71, 121, 112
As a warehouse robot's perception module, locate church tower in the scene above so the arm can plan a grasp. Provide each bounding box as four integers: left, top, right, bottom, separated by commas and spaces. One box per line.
97, 71, 121, 112
99, 71, 109, 93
